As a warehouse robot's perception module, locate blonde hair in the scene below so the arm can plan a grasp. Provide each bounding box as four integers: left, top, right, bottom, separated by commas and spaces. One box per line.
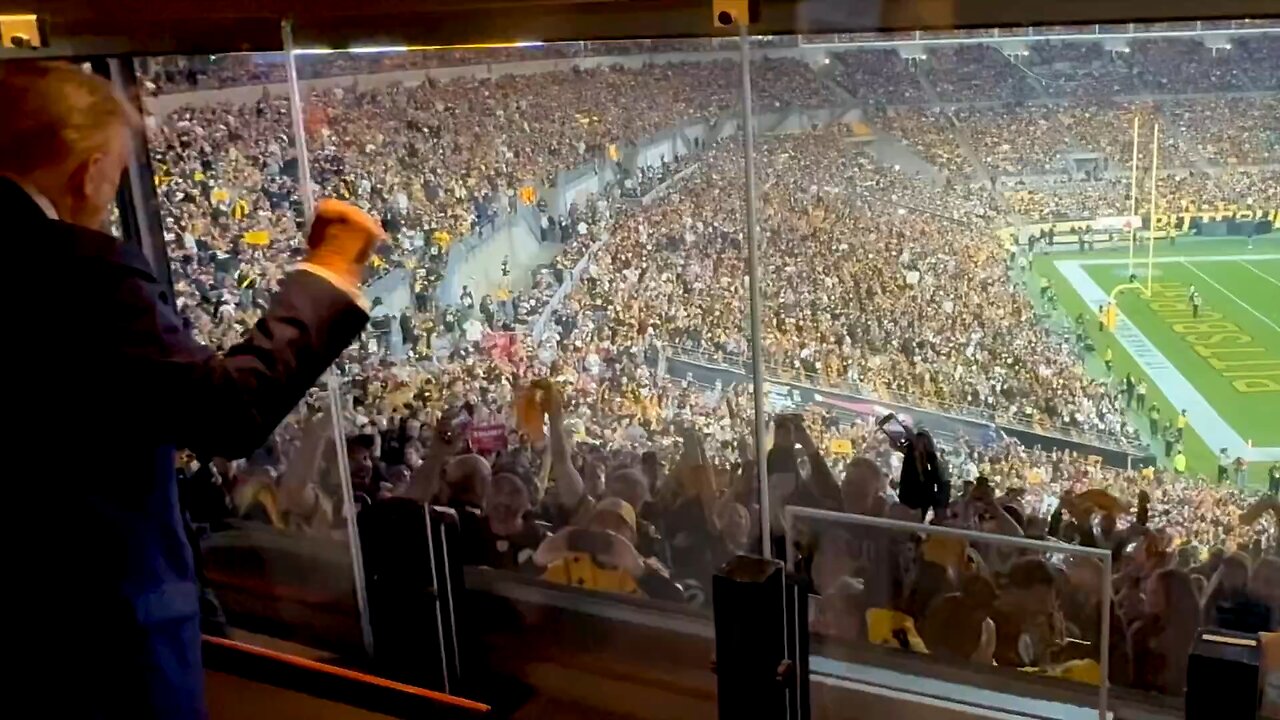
0, 61, 141, 178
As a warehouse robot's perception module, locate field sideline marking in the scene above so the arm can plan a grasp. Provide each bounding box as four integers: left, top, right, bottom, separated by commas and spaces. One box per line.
1239, 260, 1280, 288
1070, 253, 1280, 266
1180, 260, 1280, 333
1056, 260, 1280, 462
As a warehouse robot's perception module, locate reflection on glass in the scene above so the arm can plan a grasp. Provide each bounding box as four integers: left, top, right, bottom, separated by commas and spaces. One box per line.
137, 53, 367, 656
791, 507, 1112, 705
188, 392, 369, 655
274, 42, 781, 609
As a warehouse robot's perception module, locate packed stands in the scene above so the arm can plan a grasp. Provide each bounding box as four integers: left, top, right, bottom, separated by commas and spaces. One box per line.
149, 33, 1278, 705
1024, 41, 1148, 99
1055, 100, 1194, 171
953, 104, 1071, 176
922, 45, 1040, 103
828, 48, 928, 105
1131, 38, 1255, 94
1162, 95, 1280, 165
871, 106, 974, 176
1238, 35, 1280, 89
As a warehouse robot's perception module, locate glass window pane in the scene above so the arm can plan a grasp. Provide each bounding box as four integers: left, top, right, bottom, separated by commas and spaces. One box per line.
135, 51, 369, 659
281, 43, 767, 637
747, 25, 1279, 720
794, 508, 1112, 717
126, 21, 1280, 719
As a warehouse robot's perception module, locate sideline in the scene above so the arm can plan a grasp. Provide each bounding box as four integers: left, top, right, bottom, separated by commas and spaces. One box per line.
1056, 260, 1280, 462
1069, 253, 1280, 266
1238, 259, 1280, 289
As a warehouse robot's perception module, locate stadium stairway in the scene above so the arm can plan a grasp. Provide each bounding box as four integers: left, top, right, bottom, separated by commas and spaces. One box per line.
912, 64, 1005, 207
864, 133, 943, 183
819, 72, 858, 112
1156, 112, 1216, 174
942, 106, 1008, 211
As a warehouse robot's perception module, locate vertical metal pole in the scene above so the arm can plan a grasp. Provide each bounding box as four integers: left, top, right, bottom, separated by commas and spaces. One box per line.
1147, 122, 1159, 296
1099, 554, 1113, 720
284, 20, 316, 221
97, 57, 176, 303
1127, 114, 1139, 276
283, 18, 374, 657
739, 22, 772, 559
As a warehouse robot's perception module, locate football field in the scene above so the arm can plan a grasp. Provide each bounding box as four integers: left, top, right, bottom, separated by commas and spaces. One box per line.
1035, 237, 1280, 488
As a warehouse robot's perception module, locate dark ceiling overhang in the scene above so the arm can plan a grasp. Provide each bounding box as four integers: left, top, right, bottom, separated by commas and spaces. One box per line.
5, 0, 1279, 57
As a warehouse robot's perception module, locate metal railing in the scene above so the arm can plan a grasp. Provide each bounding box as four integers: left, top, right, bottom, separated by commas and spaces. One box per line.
665, 343, 1145, 453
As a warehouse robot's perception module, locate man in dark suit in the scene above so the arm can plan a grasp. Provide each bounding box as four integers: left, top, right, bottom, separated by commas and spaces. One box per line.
3, 62, 381, 717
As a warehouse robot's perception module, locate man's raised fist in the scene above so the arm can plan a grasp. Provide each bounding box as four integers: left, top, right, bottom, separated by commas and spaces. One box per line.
305, 199, 385, 288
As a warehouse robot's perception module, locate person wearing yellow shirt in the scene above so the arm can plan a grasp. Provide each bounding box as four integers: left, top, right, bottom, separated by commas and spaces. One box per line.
1172, 450, 1187, 476
1175, 409, 1188, 440
1103, 346, 1113, 374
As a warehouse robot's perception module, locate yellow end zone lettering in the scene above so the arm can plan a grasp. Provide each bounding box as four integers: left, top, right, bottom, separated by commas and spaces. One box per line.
1233, 379, 1280, 393
1172, 321, 1239, 333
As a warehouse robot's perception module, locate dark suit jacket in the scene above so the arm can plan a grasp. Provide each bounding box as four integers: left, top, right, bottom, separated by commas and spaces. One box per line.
9, 178, 368, 717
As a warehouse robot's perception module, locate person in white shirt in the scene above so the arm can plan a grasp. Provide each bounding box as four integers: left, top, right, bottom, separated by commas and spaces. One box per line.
463, 314, 485, 344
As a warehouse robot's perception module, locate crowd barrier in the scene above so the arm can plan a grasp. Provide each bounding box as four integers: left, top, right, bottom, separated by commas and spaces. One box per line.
530, 235, 607, 343
663, 345, 1149, 466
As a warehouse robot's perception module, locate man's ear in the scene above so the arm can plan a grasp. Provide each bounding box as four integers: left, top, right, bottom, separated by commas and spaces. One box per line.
68, 152, 103, 202
85, 150, 123, 216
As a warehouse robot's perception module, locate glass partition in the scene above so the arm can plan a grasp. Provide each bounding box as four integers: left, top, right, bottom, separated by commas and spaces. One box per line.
276, 32, 765, 709
751, 23, 1278, 720
788, 507, 1114, 719
275, 29, 767, 631
126, 17, 1280, 718
135, 49, 371, 659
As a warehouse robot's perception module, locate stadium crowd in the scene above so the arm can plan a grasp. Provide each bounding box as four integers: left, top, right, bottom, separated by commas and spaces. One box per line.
953, 104, 1070, 177
924, 45, 1040, 103
870, 106, 975, 176
147, 35, 1278, 701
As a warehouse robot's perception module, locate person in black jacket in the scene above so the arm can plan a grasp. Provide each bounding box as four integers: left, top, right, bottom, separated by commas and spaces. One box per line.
3, 61, 382, 719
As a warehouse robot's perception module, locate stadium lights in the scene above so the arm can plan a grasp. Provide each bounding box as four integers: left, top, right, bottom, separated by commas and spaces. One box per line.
291, 41, 546, 55
797, 25, 1277, 49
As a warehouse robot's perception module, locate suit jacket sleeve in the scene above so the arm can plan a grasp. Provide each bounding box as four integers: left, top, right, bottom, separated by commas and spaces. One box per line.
112, 267, 369, 458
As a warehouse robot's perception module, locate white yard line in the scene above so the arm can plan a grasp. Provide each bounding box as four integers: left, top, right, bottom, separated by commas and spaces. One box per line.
1071, 253, 1280, 266
1057, 260, 1280, 461
1239, 259, 1280, 289
1180, 260, 1280, 333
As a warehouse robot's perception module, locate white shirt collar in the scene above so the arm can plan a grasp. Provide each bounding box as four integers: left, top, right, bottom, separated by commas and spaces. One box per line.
3, 176, 59, 220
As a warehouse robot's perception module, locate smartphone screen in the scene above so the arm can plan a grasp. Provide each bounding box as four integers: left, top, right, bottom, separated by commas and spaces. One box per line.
877, 413, 908, 445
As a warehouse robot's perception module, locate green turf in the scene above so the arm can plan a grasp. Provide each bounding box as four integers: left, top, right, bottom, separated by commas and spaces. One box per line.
1082, 259, 1280, 445
1030, 235, 1280, 487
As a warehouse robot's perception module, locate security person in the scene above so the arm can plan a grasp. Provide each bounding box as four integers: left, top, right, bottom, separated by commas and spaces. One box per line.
3, 62, 382, 717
